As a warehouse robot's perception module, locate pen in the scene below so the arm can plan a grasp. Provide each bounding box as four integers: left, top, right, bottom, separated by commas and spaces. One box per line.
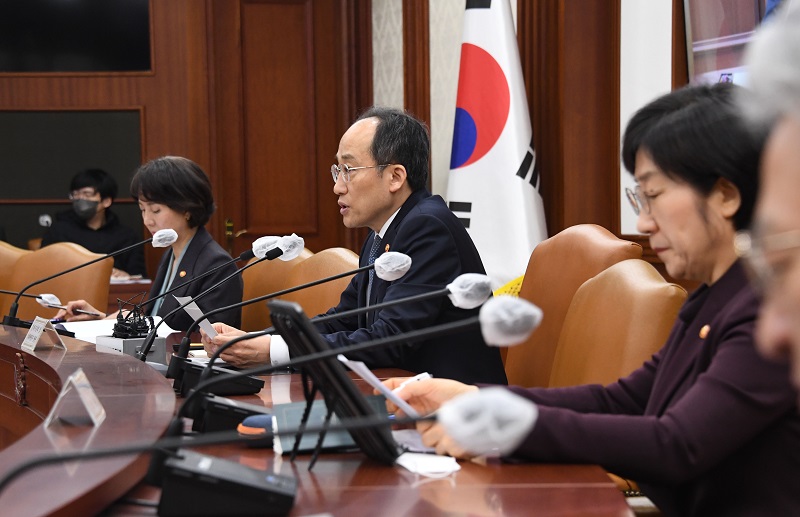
45, 304, 103, 317
391, 372, 432, 393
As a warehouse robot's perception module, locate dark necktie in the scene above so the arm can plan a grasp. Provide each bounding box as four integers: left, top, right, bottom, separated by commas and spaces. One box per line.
366, 234, 382, 305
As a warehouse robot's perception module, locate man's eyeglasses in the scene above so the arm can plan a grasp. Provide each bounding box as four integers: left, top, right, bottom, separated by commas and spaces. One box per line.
331, 164, 389, 183
624, 186, 651, 216
68, 188, 99, 200
734, 229, 800, 293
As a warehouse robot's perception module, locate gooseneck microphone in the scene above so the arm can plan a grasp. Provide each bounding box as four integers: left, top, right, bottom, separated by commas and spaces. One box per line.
2, 229, 178, 327
169, 250, 412, 385
438, 387, 538, 457
181, 296, 542, 422
136, 235, 304, 364
201, 272, 492, 377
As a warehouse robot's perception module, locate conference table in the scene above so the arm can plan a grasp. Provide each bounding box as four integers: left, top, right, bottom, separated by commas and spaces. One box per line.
0, 325, 634, 516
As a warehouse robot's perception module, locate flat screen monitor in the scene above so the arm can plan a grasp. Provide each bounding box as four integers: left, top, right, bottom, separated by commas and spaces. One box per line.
0, 0, 151, 73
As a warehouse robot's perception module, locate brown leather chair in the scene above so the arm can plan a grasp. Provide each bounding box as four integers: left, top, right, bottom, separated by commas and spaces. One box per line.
5, 242, 113, 321
548, 258, 686, 388
240, 247, 313, 331
504, 224, 643, 387
547, 258, 685, 514
0, 241, 33, 316
281, 247, 359, 318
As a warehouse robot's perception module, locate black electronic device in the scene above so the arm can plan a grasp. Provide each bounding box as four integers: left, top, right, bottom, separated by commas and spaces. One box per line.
267, 300, 402, 466
158, 449, 296, 517
192, 394, 272, 436
179, 360, 265, 399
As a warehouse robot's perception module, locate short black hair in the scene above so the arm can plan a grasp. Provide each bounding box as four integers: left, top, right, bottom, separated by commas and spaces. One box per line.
356, 106, 429, 191
70, 168, 118, 200
130, 156, 215, 228
621, 83, 766, 230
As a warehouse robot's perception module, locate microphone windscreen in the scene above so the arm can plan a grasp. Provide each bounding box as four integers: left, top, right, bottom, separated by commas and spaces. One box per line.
252, 236, 280, 259
438, 387, 538, 456
152, 229, 179, 247
239, 249, 256, 261
37, 293, 62, 307
374, 252, 412, 281
277, 233, 305, 261
446, 273, 492, 309
479, 296, 543, 347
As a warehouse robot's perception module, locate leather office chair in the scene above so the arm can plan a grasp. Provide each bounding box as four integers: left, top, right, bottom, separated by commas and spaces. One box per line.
281, 247, 359, 318
0, 241, 33, 317
548, 258, 685, 515
548, 258, 686, 388
5, 242, 113, 321
504, 224, 643, 387
240, 247, 313, 331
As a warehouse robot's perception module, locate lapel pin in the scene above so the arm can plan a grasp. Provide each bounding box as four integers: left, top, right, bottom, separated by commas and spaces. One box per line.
699, 324, 710, 339
384, 244, 390, 253
179, 271, 187, 278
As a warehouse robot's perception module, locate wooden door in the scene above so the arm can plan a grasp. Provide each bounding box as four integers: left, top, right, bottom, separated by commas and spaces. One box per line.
208, 0, 371, 257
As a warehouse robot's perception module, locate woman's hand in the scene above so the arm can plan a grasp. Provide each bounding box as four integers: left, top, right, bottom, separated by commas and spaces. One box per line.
54, 300, 106, 322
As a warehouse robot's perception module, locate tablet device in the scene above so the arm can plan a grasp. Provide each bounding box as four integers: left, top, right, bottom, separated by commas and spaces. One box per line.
267, 299, 401, 465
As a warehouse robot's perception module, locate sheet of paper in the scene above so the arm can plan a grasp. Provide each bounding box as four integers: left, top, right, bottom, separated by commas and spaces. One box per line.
337, 354, 420, 418
395, 452, 460, 477
174, 296, 217, 338
59, 317, 177, 344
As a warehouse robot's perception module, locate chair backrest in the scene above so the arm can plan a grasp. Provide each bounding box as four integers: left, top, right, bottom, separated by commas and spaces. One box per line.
548, 259, 687, 387
240, 247, 313, 331
5, 242, 113, 321
504, 224, 643, 387
281, 247, 359, 318
0, 241, 33, 316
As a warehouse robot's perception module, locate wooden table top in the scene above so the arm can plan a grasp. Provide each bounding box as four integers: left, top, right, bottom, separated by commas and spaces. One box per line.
1, 325, 632, 517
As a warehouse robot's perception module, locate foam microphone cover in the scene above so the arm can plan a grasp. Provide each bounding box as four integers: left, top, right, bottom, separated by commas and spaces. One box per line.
479, 295, 543, 347
446, 273, 492, 309
252, 236, 280, 259
438, 387, 538, 456
152, 229, 179, 247
36, 293, 62, 307
374, 251, 412, 281
277, 233, 305, 261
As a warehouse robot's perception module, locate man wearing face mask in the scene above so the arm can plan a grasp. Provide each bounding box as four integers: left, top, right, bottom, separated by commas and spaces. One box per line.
41, 168, 146, 278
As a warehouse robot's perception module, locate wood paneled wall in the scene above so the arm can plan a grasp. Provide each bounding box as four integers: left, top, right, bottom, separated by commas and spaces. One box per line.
1, 0, 690, 286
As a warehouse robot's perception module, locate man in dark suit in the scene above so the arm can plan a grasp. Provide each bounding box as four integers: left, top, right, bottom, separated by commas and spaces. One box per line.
204, 107, 507, 385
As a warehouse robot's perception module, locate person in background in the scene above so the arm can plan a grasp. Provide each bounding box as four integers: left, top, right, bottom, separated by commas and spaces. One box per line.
383, 84, 800, 517
41, 168, 146, 278
736, 4, 800, 404
55, 156, 243, 331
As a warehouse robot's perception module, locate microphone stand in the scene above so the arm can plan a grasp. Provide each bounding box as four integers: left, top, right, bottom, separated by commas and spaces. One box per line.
3, 237, 154, 327
199, 286, 454, 383
170, 261, 377, 388
135, 252, 266, 365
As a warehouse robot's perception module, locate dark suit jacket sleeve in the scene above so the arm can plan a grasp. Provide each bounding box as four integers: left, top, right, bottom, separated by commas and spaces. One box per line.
502, 289, 797, 486
315, 211, 465, 367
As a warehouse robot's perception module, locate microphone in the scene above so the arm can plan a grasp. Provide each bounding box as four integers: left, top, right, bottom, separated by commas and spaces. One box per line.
181, 296, 542, 424
437, 387, 539, 457
169, 249, 412, 391
142, 234, 305, 372
200, 271, 493, 381
131, 234, 290, 318
2, 229, 178, 327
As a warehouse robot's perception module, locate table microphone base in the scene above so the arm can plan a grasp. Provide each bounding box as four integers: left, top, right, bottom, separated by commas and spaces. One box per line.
159, 449, 296, 517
